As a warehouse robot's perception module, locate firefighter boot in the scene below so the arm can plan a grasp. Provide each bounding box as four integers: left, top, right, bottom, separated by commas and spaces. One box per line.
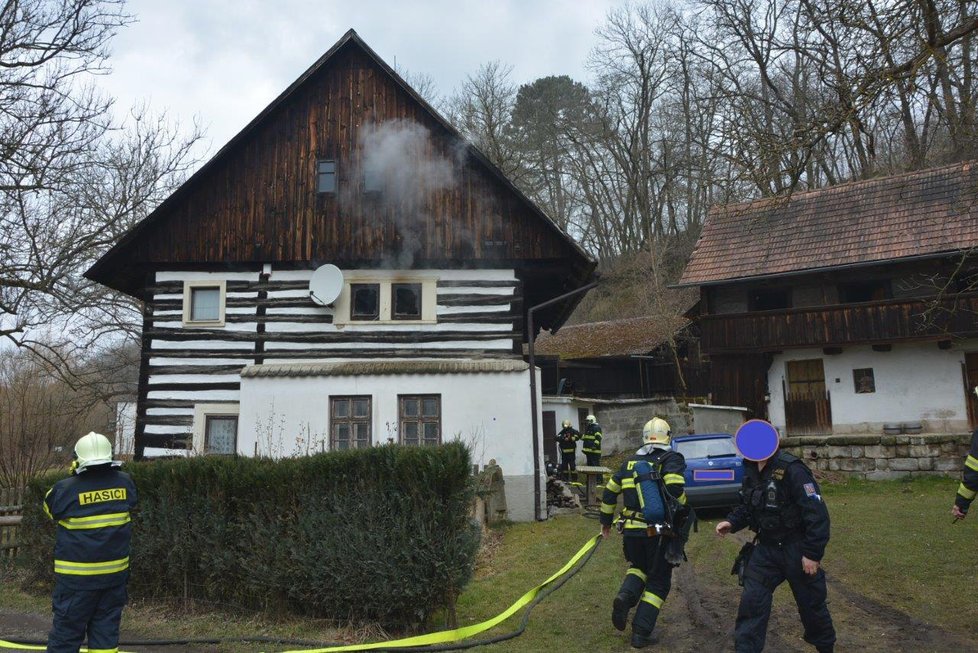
612, 592, 630, 631
630, 631, 657, 649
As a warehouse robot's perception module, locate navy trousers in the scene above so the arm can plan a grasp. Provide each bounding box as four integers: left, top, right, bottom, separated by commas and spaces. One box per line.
48, 582, 127, 653
617, 535, 673, 637
734, 541, 836, 652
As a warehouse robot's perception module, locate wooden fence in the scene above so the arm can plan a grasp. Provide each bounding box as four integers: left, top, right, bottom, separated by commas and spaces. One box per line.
0, 486, 25, 559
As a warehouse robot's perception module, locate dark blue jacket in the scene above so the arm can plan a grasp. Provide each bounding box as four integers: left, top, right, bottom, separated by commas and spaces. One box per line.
44, 466, 138, 589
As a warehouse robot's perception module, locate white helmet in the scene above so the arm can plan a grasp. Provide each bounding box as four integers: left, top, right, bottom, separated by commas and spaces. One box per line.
642, 418, 671, 447
74, 432, 118, 473
586, 414, 597, 424
562, 419, 572, 428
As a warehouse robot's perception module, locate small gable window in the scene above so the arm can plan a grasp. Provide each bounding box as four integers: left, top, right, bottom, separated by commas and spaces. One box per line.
351, 283, 380, 321
317, 159, 337, 194
392, 283, 422, 320
363, 164, 383, 194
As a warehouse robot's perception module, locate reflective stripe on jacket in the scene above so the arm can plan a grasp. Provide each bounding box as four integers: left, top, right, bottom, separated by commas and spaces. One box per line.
44, 467, 138, 589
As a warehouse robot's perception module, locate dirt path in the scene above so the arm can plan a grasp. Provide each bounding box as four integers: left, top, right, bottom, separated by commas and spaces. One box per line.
645, 532, 972, 653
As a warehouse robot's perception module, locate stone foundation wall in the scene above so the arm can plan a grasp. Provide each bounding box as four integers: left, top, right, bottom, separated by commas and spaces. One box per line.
781, 433, 972, 480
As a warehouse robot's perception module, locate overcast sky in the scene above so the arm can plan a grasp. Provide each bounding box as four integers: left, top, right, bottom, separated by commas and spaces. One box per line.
101, 0, 623, 157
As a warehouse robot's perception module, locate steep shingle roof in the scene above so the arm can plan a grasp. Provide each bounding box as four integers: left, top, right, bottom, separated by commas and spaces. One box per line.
678, 161, 978, 286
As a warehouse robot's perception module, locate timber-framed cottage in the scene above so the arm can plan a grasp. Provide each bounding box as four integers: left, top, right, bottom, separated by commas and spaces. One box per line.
677, 162, 978, 437
86, 30, 596, 521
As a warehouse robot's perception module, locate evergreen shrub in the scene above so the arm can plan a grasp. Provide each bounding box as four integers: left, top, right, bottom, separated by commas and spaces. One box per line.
20, 442, 480, 629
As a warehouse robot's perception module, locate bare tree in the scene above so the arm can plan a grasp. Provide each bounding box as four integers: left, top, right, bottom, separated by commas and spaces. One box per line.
0, 1, 202, 377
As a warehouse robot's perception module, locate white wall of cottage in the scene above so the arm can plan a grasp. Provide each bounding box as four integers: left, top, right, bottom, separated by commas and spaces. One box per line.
767, 340, 978, 434
236, 367, 544, 521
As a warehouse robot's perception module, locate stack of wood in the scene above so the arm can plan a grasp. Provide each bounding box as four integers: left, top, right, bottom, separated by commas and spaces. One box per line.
546, 477, 582, 510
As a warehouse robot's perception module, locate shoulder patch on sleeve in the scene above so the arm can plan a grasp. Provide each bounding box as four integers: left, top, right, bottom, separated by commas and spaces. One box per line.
803, 482, 822, 501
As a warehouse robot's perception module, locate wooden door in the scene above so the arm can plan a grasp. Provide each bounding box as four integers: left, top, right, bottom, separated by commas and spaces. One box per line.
543, 411, 557, 463
964, 353, 978, 429
784, 359, 832, 435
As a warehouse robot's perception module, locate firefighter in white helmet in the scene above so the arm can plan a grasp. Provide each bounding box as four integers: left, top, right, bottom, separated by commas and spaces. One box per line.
599, 418, 689, 648
43, 432, 138, 653
582, 414, 603, 465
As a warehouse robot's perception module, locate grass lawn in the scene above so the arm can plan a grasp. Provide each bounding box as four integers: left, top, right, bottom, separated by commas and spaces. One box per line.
1, 475, 974, 652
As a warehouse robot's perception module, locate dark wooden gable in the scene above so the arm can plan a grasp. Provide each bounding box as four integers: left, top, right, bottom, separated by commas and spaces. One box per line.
86, 30, 595, 328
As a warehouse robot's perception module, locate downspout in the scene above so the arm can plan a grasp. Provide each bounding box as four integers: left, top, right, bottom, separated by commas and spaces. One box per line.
527, 281, 599, 520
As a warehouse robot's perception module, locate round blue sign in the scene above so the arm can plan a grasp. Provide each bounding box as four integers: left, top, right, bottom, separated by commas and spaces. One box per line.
734, 419, 780, 461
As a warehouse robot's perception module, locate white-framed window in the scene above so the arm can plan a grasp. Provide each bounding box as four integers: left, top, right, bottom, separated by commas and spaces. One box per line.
182, 280, 227, 327
333, 271, 437, 325
193, 403, 239, 455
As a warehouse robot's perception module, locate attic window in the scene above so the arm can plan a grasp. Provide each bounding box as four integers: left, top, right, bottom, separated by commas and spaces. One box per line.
317, 159, 337, 194
392, 283, 422, 320
363, 164, 382, 194
351, 284, 380, 321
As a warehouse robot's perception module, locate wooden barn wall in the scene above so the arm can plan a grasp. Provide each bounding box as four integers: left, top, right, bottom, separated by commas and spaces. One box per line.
136, 268, 523, 452
708, 354, 771, 420
126, 45, 574, 269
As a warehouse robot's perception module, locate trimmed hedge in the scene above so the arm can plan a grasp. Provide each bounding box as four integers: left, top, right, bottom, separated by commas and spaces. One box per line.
21, 443, 480, 629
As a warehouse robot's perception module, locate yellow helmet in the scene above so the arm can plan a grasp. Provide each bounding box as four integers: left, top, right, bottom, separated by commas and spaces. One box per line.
73, 432, 116, 473
562, 419, 572, 428
642, 418, 671, 447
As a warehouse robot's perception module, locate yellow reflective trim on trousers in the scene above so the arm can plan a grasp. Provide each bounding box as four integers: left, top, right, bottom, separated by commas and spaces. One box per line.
87, 648, 119, 653
58, 512, 130, 530
958, 483, 977, 500
627, 567, 648, 582
966, 455, 978, 472
274, 536, 602, 653
663, 473, 684, 484
54, 556, 129, 576
641, 591, 664, 609
600, 503, 616, 515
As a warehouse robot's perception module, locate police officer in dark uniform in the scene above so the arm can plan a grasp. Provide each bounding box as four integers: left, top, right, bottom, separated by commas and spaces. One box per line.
582, 414, 603, 466
951, 388, 978, 521
716, 421, 835, 653
600, 418, 687, 649
44, 432, 138, 653
555, 419, 580, 481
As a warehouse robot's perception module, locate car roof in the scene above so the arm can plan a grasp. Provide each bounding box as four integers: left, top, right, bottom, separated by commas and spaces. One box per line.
672, 433, 734, 442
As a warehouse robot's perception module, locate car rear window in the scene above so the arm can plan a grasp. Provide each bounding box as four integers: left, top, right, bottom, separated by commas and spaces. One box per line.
675, 437, 737, 459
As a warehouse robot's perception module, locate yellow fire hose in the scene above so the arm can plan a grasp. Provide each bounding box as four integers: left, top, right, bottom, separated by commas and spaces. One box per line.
0, 534, 603, 653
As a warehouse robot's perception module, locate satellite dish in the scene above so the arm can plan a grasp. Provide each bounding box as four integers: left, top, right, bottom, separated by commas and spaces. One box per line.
309, 264, 344, 306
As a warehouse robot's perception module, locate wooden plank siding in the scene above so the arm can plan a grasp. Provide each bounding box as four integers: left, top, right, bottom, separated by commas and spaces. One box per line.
699, 292, 978, 353
91, 42, 590, 310
138, 269, 524, 450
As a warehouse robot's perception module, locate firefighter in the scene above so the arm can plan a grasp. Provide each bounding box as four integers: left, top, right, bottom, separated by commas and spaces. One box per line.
44, 432, 138, 653
555, 419, 580, 481
716, 421, 836, 653
582, 414, 603, 466
599, 417, 687, 649
951, 388, 978, 521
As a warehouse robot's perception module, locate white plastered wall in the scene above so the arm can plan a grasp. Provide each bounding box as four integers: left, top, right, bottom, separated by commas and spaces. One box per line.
237, 367, 544, 521
768, 340, 978, 434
